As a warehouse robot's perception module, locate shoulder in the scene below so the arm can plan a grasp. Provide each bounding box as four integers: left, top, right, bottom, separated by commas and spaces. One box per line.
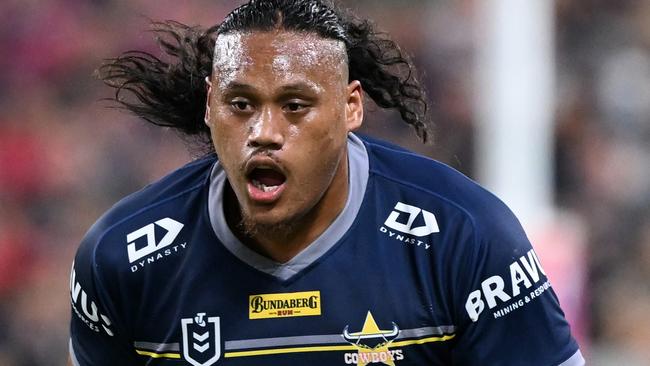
98, 154, 216, 227
360, 134, 521, 241
70, 155, 217, 338
75, 154, 216, 272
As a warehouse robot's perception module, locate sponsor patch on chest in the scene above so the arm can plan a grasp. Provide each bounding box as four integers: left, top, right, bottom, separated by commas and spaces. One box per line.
249, 291, 322, 319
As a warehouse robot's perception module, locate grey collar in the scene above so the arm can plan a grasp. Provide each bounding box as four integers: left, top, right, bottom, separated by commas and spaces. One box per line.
208, 133, 369, 281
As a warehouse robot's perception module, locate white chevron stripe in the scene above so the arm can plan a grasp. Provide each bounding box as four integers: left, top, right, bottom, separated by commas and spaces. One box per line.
194, 342, 209, 353
193, 331, 209, 342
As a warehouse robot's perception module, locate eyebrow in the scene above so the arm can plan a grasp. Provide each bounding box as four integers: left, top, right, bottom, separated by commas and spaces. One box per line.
221, 82, 256, 92
278, 82, 322, 94
221, 81, 322, 94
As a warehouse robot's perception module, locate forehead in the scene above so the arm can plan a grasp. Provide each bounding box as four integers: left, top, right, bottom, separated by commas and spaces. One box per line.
212, 31, 347, 88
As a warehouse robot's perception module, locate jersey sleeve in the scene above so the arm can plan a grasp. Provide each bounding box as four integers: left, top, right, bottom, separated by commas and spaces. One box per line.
69, 229, 137, 366
451, 200, 584, 365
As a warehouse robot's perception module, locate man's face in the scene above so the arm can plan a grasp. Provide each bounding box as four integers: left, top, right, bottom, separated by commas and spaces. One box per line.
206, 30, 363, 233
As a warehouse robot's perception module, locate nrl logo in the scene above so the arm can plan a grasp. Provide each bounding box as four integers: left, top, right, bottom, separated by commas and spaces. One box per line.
181, 312, 221, 366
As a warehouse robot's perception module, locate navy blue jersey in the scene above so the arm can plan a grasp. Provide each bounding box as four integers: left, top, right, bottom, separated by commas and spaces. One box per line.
69, 134, 584, 366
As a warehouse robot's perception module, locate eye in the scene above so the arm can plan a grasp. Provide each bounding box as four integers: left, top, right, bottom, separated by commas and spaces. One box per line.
230, 98, 253, 113
284, 101, 309, 113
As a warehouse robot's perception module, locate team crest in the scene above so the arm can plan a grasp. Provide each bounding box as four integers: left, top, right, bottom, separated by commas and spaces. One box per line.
181, 312, 221, 366
342, 311, 404, 365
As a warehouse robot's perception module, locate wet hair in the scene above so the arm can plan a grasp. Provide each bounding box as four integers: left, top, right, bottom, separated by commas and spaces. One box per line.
99, 0, 430, 153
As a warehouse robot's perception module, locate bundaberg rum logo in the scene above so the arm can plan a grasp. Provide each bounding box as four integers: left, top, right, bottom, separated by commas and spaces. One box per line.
249, 291, 321, 319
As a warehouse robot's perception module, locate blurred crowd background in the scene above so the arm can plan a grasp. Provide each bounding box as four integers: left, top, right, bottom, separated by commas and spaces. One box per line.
0, 0, 649, 364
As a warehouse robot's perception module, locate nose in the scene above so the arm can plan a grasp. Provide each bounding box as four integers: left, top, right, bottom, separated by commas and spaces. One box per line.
248, 106, 284, 150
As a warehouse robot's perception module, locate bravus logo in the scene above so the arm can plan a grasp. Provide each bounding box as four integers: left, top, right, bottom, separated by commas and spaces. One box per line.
465, 249, 548, 322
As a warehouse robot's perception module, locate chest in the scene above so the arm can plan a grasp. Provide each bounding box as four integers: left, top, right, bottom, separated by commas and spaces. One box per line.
127, 235, 455, 366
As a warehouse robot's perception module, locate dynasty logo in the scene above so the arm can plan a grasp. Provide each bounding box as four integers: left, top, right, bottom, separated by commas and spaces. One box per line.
342, 311, 404, 365
126, 217, 187, 272
380, 202, 439, 251
249, 291, 321, 319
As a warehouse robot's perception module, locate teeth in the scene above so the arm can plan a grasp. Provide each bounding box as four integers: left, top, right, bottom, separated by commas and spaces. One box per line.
252, 179, 279, 193
262, 185, 278, 192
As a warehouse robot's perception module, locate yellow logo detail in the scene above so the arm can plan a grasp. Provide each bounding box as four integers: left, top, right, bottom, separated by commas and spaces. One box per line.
249, 291, 321, 319
343, 311, 402, 366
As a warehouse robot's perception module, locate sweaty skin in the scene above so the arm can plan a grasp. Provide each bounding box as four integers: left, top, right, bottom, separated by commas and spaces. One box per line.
205, 30, 364, 263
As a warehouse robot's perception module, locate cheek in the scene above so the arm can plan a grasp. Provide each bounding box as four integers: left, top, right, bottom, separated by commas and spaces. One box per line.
210, 116, 248, 166
210, 124, 228, 156
289, 114, 347, 178
301, 105, 347, 141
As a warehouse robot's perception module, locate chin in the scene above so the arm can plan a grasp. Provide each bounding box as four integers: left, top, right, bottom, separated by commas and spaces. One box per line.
240, 212, 299, 239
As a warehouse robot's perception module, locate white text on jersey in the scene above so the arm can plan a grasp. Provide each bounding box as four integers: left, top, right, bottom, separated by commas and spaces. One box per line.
465, 249, 548, 322
69, 263, 114, 336
383, 202, 440, 237
126, 217, 184, 263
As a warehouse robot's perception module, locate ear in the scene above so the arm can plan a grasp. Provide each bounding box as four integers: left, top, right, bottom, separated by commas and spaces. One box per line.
204, 76, 213, 126
345, 80, 364, 132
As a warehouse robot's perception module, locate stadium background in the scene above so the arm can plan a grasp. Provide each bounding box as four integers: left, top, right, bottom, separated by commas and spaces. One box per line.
0, 0, 649, 364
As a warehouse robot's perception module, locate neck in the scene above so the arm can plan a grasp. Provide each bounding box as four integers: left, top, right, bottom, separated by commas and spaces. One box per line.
225, 152, 350, 263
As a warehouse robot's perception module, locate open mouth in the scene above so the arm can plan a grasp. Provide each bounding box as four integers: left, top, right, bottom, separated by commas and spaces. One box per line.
246, 166, 287, 203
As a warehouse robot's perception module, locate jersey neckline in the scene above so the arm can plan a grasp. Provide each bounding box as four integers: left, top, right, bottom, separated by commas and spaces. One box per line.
208, 133, 369, 281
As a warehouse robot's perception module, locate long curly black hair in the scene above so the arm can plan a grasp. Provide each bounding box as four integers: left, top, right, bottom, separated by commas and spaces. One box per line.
99, 0, 430, 153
